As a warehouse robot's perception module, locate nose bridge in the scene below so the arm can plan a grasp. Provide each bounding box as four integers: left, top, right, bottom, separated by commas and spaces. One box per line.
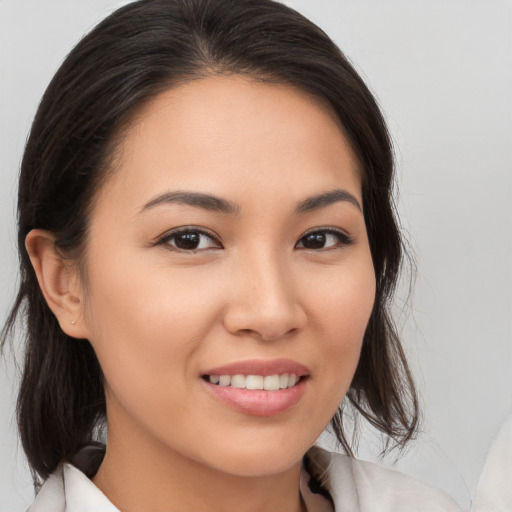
248, 247, 293, 309
223, 245, 305, 340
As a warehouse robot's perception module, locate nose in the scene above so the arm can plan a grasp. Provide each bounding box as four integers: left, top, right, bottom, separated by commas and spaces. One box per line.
222, 250, 307, 341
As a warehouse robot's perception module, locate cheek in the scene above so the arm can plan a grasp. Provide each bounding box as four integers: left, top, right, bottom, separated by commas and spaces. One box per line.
305, 256, 376, 385
85, 246, 221, 332
80, 252, 225, 396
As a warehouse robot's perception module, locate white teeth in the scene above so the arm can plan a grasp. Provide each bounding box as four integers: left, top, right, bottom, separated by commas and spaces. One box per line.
208, 373, 299, 390
245, 375, 264, 389
263, 374, 280, 391
218, 375, 231, 386
231, 375, 245, 388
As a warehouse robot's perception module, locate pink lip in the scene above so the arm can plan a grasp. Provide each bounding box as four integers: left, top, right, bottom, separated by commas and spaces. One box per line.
202, 358, 310, 377
200, 359, 310, 417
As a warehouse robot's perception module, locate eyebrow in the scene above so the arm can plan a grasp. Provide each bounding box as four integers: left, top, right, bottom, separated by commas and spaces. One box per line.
141, 191, 240, 214
294, 189, 362, 213
141, 188, 361, 215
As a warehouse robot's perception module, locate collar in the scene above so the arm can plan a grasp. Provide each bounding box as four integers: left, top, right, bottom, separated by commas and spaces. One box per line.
28, 444, 333, 512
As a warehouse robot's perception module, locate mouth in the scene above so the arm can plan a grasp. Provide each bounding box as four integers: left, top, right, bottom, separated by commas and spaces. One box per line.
200, 359, 310, 416
202, 373, 305, 390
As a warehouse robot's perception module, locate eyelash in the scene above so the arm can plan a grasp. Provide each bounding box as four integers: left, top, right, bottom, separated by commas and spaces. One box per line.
296, 228, 354, 251
154, 226, 354, 253
154, 227, 221, 252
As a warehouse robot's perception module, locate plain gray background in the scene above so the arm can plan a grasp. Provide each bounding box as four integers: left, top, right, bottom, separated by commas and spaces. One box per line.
1, 1, 511, 511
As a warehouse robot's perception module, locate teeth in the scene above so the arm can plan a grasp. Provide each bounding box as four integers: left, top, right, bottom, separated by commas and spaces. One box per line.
208, 373, 299, 390
218, 375, 231, 386
263, 374, 280, 391
245, 375, 264, 389
231, 375, 245, 388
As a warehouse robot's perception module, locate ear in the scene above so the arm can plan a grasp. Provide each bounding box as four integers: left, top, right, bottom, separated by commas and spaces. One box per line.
25, 229, 89, 339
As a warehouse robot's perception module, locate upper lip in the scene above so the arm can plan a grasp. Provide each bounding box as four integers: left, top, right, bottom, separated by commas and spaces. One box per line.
202, 358, 310, 377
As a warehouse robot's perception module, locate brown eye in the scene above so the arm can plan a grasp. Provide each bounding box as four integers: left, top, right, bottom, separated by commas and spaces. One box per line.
174, 232, 202, 250
296, 229, 353, 250
301, 232, 327, 249
160, 229, 221, 252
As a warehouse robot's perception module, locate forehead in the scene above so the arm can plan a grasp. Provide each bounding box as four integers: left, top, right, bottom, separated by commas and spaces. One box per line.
94, 75, 362, 214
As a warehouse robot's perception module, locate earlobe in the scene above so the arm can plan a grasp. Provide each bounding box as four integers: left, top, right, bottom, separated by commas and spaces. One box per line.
25, 229, 88, 339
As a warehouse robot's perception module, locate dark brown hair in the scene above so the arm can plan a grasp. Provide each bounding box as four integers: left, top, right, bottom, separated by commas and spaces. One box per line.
1, 0, 418, 483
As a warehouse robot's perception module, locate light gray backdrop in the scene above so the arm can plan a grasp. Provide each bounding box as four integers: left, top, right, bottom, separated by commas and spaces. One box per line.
1, 1, 511, 511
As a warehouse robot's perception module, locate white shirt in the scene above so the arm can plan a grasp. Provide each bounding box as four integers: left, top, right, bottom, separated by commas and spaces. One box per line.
471, 413, 512, 512
27, 445, 460, 512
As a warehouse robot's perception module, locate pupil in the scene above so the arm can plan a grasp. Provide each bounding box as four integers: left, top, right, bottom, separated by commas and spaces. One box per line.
175, 232, 200, 250
304, 233, 325, 249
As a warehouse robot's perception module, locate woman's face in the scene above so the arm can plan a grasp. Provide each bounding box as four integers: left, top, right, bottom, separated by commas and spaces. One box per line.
78, 75, 375, 477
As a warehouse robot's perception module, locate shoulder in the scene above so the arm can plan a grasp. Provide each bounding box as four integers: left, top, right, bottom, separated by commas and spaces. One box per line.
307, 446, 460, 512
472, 413, 512, 512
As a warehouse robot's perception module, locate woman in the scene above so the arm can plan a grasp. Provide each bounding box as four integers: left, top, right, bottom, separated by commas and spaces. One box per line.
1, 0, 459, 510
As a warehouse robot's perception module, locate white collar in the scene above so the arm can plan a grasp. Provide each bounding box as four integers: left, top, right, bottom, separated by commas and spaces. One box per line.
28, 445, 460, 512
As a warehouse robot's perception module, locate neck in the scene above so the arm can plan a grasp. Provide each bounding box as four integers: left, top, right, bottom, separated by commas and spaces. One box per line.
93, 425, 304, 512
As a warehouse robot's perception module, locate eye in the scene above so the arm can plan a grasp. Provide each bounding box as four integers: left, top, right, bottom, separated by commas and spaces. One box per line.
295, 228, 353, 250
157, 228, 222, 252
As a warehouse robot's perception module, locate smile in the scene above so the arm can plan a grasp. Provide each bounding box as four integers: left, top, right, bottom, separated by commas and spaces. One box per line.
205, 373, 300, 390
201, 359, 310, 416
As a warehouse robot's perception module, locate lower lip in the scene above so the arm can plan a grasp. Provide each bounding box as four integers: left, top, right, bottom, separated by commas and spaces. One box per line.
201, 378, 308, 417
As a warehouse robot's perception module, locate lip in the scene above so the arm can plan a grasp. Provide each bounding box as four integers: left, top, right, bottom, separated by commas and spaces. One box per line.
200, 358, 310, 417
202, 358, 310, 377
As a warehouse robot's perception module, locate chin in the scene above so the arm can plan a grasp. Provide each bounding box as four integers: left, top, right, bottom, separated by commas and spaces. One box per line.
197, 438, 312, 478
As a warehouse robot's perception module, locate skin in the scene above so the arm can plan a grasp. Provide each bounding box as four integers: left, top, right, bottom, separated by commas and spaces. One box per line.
27, 75, 376, 512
